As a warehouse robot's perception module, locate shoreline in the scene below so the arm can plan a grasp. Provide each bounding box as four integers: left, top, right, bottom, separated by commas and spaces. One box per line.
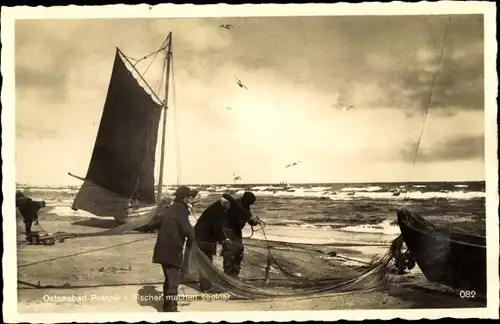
16, 215, 486, 312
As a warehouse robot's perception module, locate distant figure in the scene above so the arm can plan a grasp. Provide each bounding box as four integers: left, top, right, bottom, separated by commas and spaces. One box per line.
219, 24, 235, 30
389, 234, 416, 275
16, 191, 46, 234
151, 186, 196, 312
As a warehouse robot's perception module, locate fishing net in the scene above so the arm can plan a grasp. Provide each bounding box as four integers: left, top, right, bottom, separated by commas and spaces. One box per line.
18, 204, 404, 299
179, 241, 394, 300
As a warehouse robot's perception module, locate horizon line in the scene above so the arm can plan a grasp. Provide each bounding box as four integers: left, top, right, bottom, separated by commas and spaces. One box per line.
15, 179, 486, 188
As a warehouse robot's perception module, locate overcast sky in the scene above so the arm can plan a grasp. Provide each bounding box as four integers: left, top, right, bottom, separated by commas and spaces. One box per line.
15, 14, 485, 186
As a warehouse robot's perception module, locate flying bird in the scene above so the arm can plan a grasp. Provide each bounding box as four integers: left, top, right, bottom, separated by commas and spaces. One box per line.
233, 173, 241, 181
285, 160, 302, 168
226, 106, 232, 110
234, 77, 248, 90
338, 100, 354, 111
220, 24, 235, 30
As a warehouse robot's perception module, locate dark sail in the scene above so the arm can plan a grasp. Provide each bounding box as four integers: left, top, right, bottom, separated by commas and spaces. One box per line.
72, 49, 163, 217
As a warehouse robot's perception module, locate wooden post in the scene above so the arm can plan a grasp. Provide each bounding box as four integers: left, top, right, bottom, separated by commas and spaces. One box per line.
156, 32, 173, 203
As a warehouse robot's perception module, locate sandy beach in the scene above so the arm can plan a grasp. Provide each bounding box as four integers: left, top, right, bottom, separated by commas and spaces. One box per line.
17, 212, 486, 312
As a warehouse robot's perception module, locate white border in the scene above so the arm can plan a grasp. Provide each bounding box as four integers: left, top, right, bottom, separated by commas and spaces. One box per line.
2, 2, 498, 322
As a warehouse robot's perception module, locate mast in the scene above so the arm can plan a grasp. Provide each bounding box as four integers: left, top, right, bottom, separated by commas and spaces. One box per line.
156, 32, 173, 203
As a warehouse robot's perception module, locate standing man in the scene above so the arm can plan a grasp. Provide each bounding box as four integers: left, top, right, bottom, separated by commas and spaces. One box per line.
151, 186, 196, 312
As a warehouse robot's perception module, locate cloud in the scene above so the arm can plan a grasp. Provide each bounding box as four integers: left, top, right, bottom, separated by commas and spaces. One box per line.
13, 15, 485, 184
400, 135, 484, 163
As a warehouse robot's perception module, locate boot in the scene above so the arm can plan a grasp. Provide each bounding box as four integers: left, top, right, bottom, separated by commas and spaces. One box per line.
199, 279, 213, 293
162, 295, 178, 312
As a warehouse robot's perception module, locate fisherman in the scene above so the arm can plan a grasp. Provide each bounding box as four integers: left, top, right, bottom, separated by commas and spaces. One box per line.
390, 234, 416, 275
220, 191, 260, 279
151, 186, 196, 312
193, 191, 260, 290
16, 191, 46, 234
193, 194, 233, 292
135, 190, 199, 233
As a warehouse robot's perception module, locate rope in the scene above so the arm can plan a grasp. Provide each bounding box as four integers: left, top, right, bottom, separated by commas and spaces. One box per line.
127, 37, 169, 68
402, 15, 452, 202
128, 38, 169, 205
256, 221, 317, 283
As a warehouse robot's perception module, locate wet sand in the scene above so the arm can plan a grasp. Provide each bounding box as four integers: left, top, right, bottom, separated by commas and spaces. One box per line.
16, 214, 486, 312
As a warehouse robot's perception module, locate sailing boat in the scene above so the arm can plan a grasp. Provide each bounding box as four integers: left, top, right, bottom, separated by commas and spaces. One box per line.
69, 33, 175, 224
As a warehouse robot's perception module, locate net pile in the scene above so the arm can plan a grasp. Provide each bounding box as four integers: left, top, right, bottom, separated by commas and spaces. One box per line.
22, 207, 399, 299
181, 241, 395, 300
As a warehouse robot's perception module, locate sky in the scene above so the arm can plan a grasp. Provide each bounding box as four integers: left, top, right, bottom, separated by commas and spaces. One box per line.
14, 14, 485, 186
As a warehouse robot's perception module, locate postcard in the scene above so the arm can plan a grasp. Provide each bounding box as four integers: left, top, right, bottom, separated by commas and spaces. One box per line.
2, 2, 498, 322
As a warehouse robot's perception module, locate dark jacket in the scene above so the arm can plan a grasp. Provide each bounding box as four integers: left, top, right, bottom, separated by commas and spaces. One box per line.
194, 199, 227, 245
194, 194, 259, 244
222, 194, 259, 241
152, 200, 195, 267
16, 195, 45, 222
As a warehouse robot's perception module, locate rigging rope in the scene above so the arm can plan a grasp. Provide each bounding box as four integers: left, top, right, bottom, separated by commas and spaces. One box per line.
402, 15, 452, 202
18, 235, 155, 269
127, 37, 169, 67
128, 37, 169, 204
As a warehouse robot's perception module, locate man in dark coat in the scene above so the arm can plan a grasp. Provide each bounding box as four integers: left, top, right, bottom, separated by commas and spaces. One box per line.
193, 194, 233, 292
220, 192, 260, 278
16, 191, 46, 234
151, 186, 196, 312
194, 191, 260, 289
135, 190, 199, 234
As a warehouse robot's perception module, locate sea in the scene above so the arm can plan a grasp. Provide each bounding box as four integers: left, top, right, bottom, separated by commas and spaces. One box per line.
17, 181, 486, 239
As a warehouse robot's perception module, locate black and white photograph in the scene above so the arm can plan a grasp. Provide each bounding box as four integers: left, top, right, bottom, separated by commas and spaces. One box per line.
2, 2, 498, 322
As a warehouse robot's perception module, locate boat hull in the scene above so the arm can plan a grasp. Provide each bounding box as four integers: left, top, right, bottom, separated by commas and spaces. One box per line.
396, 209, 487, 295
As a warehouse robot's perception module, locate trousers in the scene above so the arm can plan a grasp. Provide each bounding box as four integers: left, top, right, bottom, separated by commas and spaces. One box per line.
221, 239, 244, 277
161, 264, 180, 311
24, 219, 34, 234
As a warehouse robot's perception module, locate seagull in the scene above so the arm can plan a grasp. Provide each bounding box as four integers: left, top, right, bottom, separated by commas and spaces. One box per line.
220, 24, 235, 30
226, 106, 232, 110
233, 173, 241, 181
286, 160, 302, 168
234, 77, 248, 90
338, 100, 354, 111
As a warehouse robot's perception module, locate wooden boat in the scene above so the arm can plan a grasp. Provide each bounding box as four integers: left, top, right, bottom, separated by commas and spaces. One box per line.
68, 33, 178, 224
396, 208, 488, 295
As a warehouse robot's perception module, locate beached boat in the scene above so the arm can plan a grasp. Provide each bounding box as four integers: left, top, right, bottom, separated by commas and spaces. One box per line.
69, 33, 177, 223
396, 209, 488, 295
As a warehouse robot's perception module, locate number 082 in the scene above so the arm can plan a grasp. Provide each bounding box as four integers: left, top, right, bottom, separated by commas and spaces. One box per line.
459, 290, 476, 298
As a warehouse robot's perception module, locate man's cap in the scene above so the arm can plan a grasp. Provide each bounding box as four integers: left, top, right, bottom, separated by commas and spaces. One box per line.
242, 191, 256, 206
174, 185, 193, 198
